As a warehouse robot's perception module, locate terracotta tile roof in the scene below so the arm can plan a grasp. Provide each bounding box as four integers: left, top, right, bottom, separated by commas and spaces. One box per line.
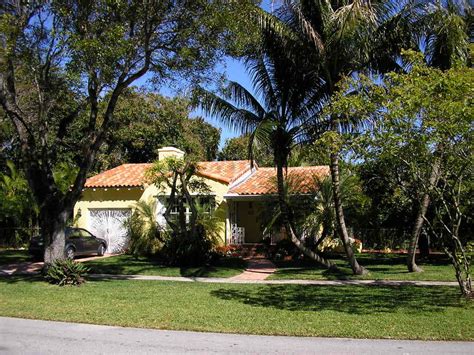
84, 160, 252, 188
84, 164, 150, 188
228, 166, 330, 195
197, 160, 252, 184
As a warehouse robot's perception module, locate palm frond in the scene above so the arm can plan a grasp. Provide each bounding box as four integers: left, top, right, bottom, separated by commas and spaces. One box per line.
227, 81, 266, 118
423, 0, 470, 69
197, 88, 262, 135
248, 120, 275, 167
286, 0, 325, 55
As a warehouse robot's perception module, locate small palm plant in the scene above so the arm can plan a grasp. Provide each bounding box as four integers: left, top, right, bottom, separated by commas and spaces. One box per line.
124, 200, 165, 257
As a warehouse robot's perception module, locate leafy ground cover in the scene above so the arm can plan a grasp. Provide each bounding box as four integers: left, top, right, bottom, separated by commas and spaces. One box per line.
83, 254, 247, 278
0, 249, 32, 266
270, 253, 458, 281
0, 276, 472, 340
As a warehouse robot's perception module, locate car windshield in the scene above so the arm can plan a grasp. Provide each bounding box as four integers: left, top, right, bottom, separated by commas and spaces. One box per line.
65, 228, 75, 237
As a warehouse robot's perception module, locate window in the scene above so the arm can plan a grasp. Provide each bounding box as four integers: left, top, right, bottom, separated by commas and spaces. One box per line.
163, 196, 215, 225
198, 196, 215, 214
79, 229, 93, 238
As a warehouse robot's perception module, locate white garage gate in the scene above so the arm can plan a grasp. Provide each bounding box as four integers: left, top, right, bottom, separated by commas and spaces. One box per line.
89, 208, 131, 254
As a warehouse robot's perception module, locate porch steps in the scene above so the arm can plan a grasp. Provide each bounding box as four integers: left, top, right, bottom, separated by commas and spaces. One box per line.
230, 243, 267, 258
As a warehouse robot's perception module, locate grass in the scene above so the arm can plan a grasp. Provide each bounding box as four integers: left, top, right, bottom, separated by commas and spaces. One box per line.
0, 249, 32, 266
83, 254, 247, 278
0, 275, 472, 340
270, 253, 459, 281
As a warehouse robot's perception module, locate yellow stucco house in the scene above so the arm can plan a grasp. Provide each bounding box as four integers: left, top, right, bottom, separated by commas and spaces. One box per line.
74, 147, 329, 253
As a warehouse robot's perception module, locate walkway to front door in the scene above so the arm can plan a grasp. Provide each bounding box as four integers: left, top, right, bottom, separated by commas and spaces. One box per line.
230, 257, 277, 281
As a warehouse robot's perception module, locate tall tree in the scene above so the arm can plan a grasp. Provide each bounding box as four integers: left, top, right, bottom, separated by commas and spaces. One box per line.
0, 0, 255, 263
257, 0, 401, 274
95, 90, 220, 171
403, 0, 472, 272
199, 33, 337, 268
218, 135, 273, 166
330, 52, 473, 296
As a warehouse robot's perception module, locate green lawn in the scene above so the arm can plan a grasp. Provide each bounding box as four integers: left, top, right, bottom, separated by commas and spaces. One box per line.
270, 253, 458, 281
0, 249, 32, 266
0, 276, 472, 340
83, 254, 247, 278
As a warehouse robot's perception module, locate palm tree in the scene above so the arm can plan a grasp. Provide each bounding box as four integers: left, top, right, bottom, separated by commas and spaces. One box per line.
258, 0, 467, 274
198, 37, 336, 269
257, 0, 395, 274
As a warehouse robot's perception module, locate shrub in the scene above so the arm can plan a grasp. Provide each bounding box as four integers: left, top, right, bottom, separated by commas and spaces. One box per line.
125, 201, 164, 257
160, 227, 215, 267
43, 259, 89, 286
317, 237, 363, 253
215, 245, 243, 258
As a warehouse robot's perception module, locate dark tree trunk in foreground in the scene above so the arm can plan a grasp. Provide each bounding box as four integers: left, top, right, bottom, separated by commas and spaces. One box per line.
329, 150, 367, 275
41, 208, 69, 263
276, 163, 335, 269
407, 151, 442, 272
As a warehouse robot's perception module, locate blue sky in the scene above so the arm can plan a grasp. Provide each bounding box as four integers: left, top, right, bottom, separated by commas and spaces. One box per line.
189, 58, 253, 146
134, 1, 277, 148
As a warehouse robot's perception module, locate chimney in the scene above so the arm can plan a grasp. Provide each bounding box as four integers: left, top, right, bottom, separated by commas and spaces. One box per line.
158, 146, 185, 160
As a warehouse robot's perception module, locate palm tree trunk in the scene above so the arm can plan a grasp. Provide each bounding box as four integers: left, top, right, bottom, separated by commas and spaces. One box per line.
329, 150, 367, 275
407, 150, 442, 272
276, 163, 335, 269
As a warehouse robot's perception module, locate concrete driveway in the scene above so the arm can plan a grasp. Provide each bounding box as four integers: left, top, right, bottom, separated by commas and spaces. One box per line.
1, 317, 472, 355
0, 254, 116, 276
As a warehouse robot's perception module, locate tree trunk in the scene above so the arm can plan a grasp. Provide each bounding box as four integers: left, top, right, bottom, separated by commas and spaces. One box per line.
407, 152, 442, 272
275, 163, 335, 269
329, 151, 367, 275
41, 208, 69, 264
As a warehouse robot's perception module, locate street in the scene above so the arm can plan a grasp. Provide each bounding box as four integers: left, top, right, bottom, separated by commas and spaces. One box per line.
1, 317, 472, 354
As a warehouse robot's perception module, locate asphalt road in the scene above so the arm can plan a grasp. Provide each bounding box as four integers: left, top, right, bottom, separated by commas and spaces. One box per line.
1, 317, 473, 354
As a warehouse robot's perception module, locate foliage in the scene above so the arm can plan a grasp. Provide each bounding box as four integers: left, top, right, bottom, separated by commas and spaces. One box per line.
0, 161, 38, 246
146, 157, 218, 266
124, 200, 164, 258
160, 229, 216, 267
95, 91, 221, 171
318, 237, 362, 254
43, 259, 89, 286
218, 135, 273, 166
0, 0, 258, 262
198, 13, 340, 268
331, 51, 473, 295
357, 156, 414, 232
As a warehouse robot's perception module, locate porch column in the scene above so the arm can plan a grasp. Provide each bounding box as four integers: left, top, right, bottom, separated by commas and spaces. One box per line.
225, 201, 231, 245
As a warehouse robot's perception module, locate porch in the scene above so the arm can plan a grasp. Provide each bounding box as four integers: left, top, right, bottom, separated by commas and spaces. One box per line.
225, 197, 285, 246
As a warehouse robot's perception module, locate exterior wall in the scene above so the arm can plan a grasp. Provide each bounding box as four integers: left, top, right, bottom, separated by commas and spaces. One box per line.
139, 177, 229, 245
74, 177, 230, 245
74, 188, 144, 230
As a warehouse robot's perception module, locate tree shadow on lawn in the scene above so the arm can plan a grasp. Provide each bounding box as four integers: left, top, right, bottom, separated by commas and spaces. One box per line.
84, 254, 246, 278
0, 249, 35, 266
180, 257, 247, 277
210, 284, 470, 315
274, 253, 453, 280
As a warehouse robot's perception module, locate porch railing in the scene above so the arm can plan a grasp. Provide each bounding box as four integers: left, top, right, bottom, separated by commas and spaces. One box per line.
230, 224, 245, 245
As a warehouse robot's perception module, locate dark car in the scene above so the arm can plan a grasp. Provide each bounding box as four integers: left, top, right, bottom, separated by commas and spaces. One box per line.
29, 227, 107, 260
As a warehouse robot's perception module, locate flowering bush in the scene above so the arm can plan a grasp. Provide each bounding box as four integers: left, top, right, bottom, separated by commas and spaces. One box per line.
351, 238, 363, 253
215, 245, 244, 258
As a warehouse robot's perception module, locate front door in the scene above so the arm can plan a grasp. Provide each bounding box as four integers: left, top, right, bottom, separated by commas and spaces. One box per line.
89, 209, 131, 254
